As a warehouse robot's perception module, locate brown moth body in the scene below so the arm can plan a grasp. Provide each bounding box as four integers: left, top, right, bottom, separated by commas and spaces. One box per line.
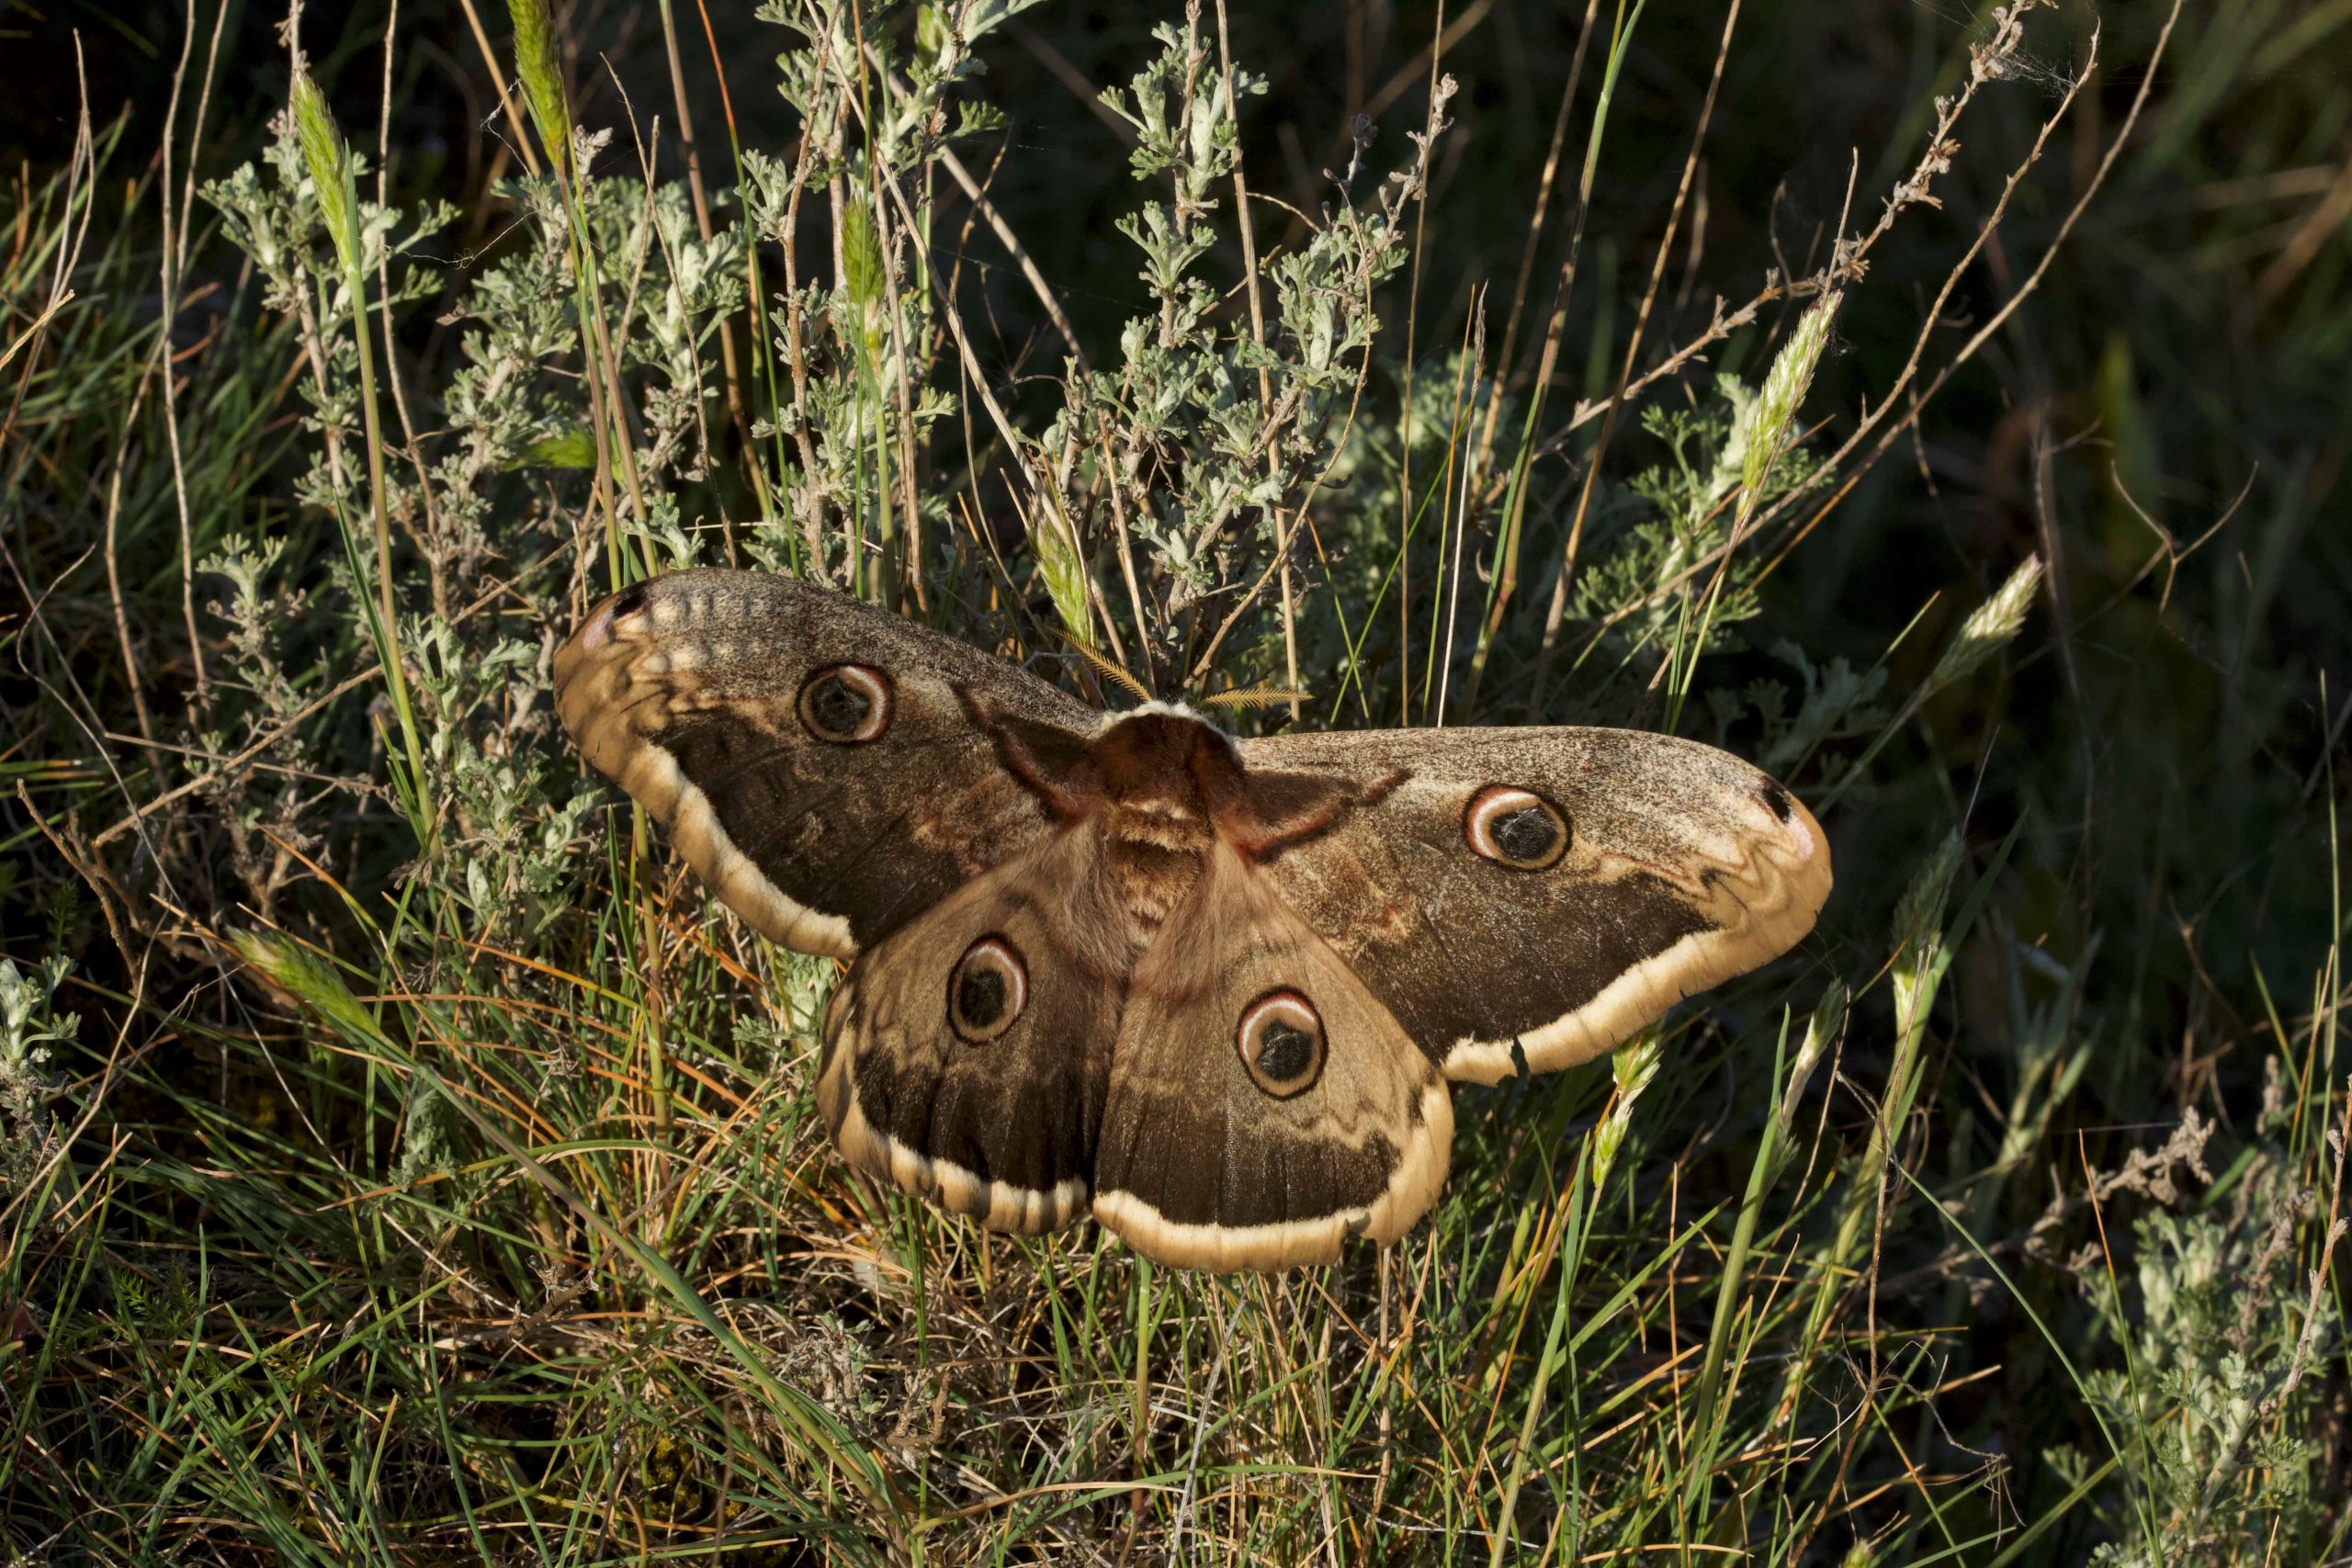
986, 704, 1361, 941
557, 570, 1833, 1270
1050, 708, 1233, 936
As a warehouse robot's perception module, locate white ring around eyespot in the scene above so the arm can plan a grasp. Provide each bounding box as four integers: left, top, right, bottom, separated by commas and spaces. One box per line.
947, 935, 1027, 1043
1236, 988, 1326, 1099
1464, 784, 1570, 872
797, 663, 894, 744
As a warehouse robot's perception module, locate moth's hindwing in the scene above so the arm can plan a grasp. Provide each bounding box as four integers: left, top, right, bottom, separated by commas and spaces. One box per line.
1092, 844, 1453, 1270
817, 829, 1117, 1233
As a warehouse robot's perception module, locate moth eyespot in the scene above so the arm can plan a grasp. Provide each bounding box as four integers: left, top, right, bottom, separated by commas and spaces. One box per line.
582, 583, 650, 650
1236, 989, 1326, 1099
797, 664, 894, 744
947, 935, 1026, 1043
1464, 784, 1570, 872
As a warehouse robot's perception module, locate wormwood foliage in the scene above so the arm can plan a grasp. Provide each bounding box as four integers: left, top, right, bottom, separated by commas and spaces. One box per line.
2055, 1147, 2343, 1564
3, 0, 2347, 1562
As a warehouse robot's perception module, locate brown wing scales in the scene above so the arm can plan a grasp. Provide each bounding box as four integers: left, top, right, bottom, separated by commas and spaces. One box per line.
1238, 727, 1831, 1085
1092, 843, 1453, 1271
818, 829, 1125, 1233
555, 570, 1096, 956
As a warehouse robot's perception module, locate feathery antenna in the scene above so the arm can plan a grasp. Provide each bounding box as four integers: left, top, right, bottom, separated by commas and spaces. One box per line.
1197, 683, 1316, 711
1070, 638, 1151, 704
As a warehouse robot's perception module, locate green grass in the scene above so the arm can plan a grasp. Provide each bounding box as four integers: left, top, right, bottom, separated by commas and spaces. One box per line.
3, 0, 2348, 1562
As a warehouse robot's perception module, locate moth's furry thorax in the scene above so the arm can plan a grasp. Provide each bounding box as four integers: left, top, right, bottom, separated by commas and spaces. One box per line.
1067, 707, 1374, 936
1091, 709, 1242, 813
1083, 710, 1235, 931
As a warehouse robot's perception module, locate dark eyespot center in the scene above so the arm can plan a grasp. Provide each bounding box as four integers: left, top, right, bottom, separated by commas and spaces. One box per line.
956, 966, 1006, 1029
947, 935, 1026, 1043
1761, 784, 1795, 822
1237, 990, 1326, 1097
1492, 807, 1558, 863
809, 675, 872, 735
1255, 1018, 1316, 1083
